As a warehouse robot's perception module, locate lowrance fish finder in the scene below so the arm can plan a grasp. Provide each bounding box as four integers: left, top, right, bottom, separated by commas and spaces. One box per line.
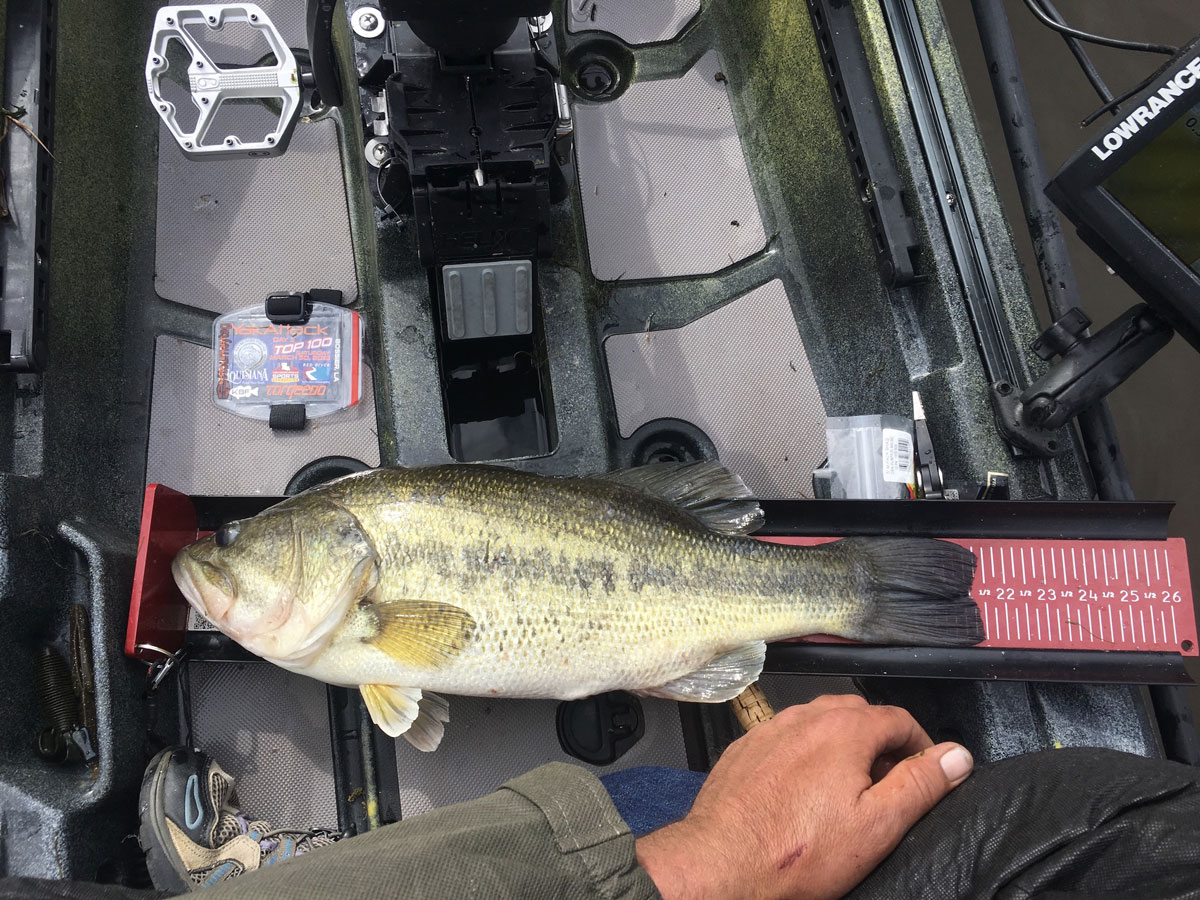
1047, 35, 1200, 351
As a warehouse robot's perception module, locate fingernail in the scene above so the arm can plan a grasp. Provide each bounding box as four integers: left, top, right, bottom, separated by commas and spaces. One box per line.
939, 745, 974, 782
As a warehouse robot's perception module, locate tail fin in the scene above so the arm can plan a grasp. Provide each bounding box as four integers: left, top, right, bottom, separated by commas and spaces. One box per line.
835, 538, 983, 647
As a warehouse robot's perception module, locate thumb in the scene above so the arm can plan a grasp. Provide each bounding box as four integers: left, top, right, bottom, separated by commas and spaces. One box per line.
864, 742, 974, 836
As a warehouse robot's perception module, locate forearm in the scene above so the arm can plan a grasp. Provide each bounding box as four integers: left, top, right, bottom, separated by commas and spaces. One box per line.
637, 820, 742, 900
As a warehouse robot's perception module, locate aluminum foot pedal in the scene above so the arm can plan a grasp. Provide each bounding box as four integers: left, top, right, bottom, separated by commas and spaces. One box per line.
146, 4, 300, 159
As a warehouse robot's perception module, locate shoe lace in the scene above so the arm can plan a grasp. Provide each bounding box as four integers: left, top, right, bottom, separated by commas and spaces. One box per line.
213, 813, 339, 862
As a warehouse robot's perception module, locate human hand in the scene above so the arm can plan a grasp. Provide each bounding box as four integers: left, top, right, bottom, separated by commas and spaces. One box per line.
636, 694, 974, 900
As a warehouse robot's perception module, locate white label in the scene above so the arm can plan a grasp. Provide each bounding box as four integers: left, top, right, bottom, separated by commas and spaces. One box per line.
187, 608, 218, 632
881, 428, 914, 483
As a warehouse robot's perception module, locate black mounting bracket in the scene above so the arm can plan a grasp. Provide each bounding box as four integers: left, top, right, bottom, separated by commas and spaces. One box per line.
993, 304, 1174, 455
807, 0, 921, 288
306, 0, 343, 108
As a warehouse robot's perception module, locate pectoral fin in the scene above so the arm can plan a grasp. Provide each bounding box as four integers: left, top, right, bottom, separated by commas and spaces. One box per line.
360, 684, 450, 751
636, 641, 767, 702
364, 600, 476, 669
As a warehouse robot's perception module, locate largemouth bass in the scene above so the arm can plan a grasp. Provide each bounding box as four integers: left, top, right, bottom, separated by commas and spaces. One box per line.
172, 462, 980, 750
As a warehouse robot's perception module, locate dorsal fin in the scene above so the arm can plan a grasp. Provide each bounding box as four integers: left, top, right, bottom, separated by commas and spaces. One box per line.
594, 461, 764, 536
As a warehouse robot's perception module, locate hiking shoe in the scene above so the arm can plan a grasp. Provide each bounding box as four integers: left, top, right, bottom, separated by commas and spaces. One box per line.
138, 746, 339, 891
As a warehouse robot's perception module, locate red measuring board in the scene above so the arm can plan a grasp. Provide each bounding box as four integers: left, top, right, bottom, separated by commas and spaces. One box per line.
126, 484, 198, 661
762, 537, 1198, 656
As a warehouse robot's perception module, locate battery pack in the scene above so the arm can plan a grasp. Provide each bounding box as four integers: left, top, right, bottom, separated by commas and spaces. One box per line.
212, 303, 363, 421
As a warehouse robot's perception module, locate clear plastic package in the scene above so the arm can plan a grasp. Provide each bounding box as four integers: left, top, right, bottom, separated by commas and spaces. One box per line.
825, 414, 915, 499
212, 303, 363, 421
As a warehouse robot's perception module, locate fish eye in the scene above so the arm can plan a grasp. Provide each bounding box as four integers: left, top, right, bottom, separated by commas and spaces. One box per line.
215, 523, 241, 548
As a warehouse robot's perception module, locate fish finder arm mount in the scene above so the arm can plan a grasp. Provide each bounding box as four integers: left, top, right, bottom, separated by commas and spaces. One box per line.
993, 304, 1174, 454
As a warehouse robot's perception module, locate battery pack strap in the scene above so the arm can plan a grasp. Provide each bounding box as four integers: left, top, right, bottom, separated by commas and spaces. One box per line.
268, 404, 307, 431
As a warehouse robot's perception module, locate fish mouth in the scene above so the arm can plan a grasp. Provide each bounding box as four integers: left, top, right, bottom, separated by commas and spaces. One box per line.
172, 553, 233, 623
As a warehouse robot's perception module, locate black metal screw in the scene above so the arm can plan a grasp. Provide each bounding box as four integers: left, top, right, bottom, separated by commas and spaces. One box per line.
208, 14, 217, 24
578, 61, 615, 97
995, 381, 1012, 396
